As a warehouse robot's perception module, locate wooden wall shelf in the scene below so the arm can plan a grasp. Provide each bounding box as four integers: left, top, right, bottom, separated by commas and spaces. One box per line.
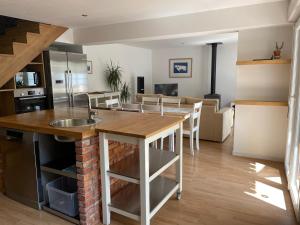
236, 59, 291, 65
234, 100, 288, 106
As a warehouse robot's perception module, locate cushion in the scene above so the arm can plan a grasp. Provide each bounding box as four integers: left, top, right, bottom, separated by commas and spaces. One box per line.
136, 94, 162, 103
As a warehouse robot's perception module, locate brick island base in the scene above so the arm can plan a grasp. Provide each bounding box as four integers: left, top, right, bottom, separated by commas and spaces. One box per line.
76, 135, 138, 225
0, 135, 137, 225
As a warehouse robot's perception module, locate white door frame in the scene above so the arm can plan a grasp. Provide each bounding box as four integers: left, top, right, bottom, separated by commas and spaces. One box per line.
285, 18, 300, 221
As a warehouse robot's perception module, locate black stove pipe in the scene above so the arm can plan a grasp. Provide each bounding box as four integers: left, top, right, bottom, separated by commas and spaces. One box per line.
207, 42, 223, 94
210, 43, 218, 94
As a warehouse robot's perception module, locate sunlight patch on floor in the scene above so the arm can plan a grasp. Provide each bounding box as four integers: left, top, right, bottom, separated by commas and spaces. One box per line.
250, 162, 266, 173
265, 176, 282, 184
244, 181, 286, 210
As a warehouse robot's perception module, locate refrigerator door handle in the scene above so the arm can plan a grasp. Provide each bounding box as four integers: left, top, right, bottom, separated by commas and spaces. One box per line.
69, 69, 74, 107
64, 70, 69, 95
65, 70, 72, 106
70, 70, 74, 95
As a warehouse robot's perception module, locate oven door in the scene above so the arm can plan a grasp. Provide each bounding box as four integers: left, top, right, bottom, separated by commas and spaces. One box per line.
14, 96, 47, 114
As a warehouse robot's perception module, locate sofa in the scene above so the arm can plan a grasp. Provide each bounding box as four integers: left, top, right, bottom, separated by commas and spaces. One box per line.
135, 94, 234, 142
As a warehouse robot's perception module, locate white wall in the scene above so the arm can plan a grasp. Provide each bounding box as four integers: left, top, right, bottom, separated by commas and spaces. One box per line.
236, 65, 291, 101
152, 43, 237, 107
83, 44, 152, 98
56, 28, 74, 44
238, 25, 293, 60
211, 43, 238, 107
152, 47, 207, 98
236, 25, 293, 101
233, 104, 288, 162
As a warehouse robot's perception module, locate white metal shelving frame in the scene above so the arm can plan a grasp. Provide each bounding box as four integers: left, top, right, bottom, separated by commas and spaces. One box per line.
99, 122, 183, 225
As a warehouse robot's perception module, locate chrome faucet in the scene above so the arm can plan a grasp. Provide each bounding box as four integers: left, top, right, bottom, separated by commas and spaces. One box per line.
73, 92, 97, 120
82, 93, 96, 120
87, 95, 97, 120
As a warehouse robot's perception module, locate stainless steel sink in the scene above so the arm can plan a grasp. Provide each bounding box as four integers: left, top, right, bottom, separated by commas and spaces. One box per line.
49, 118, 101, 128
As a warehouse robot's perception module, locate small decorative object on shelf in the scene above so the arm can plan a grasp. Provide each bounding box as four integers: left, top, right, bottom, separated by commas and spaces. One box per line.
273, 42, 284, 59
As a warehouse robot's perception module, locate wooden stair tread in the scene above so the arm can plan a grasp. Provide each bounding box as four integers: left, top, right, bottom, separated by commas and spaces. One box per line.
0, 53, 14, 57
0, 42, 27, 46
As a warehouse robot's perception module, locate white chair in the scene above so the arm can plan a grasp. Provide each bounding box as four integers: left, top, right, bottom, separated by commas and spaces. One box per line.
183, 102, 203, 155
161, 97, 181, 107
105, 98, 120, 108
141, 104, 164, 148
141, 104, 162, 115
121, 103, 142, 112
142, 97, 160, 105
141, 104, 175, 152
88, 94, 105, 108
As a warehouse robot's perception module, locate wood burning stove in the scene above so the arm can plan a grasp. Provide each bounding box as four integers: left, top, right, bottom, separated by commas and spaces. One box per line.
204, 42, 222, 108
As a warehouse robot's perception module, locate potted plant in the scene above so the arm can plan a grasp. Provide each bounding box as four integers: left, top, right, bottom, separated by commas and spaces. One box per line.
120, 82, 130, 103
105, 61, 122, 92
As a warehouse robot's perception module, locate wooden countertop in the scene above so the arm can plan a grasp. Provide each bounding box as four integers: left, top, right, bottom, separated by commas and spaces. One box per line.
234, 100, 288, 106
0, 108, 184, 140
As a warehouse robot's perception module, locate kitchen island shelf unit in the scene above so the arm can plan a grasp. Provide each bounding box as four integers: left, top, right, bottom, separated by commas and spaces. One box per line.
41, 160, 77, 180
110, 176, 178, 221
98, 119, 183, 225
43, 205, 80, 224
109, 148, 179, 184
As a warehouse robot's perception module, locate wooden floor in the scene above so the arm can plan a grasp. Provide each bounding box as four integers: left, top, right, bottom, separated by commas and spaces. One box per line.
0, 133, 297, 225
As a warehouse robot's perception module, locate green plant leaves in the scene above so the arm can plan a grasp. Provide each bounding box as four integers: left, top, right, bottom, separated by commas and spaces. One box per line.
105, 61, 130, 103
105, 60, 122, 92
120, 82, 130, 103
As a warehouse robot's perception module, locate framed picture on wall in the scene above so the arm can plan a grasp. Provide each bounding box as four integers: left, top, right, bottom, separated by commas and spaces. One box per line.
169, 58, 192, 78
87, 60, 93, 74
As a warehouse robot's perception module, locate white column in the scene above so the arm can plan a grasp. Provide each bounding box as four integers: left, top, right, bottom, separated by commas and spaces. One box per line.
139, 138, 150, 225
176, 122, 183, 195
168, 133, 175, 152
99, 133, 111, 225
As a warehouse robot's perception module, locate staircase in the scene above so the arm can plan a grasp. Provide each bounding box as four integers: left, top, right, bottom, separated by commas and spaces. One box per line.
0, 16, 67, 87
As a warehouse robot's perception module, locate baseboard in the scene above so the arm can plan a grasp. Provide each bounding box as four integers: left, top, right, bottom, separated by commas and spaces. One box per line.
232, 151, 284, 162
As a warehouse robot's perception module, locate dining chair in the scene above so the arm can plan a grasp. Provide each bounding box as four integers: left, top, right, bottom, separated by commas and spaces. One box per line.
105, 98, 120, 108
121, 103, 142, 112
183, 101, 203, 155
141, 104, 164, 148
161, 97, 181, 107
141, 104, 176, 151
142, 97, 160, 105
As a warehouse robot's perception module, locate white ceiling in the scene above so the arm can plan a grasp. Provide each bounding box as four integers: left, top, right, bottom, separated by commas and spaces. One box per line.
126, 32, 239, 49
0, 0, 286, 28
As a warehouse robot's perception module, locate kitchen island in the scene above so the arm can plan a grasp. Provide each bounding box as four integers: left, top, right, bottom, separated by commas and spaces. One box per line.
0, 107, 184, 225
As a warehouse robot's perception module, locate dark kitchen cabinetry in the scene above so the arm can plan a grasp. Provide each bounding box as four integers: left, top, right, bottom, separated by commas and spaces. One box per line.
38, 134, 79, 224
0, 52, 49, 117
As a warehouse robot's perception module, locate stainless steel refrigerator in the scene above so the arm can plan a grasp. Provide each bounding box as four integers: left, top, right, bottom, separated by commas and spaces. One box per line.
49, 51, 88, 108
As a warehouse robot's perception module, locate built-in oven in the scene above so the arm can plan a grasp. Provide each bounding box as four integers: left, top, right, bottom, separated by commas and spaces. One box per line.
14, 88, 48, 114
